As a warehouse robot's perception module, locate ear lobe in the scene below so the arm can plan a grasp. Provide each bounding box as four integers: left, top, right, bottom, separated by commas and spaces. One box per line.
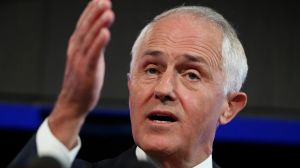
127, 73, 131, 92
127, 73, 131, 80
219, 92, 247, 125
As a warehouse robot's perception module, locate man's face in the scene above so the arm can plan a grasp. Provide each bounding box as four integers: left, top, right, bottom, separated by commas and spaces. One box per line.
128, 14, 227, 159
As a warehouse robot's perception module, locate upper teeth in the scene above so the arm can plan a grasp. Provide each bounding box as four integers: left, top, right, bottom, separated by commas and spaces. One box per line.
150, 114, 175, 122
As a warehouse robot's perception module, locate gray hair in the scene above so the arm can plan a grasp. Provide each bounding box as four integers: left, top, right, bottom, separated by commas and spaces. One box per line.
130, 6, 248, 94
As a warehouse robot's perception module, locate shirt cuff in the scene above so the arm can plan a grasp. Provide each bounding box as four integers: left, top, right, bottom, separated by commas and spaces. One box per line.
36, 118, 81, 168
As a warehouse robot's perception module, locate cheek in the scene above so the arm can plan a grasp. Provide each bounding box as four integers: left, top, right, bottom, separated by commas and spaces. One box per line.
180, 91, 207, 115
129, 90, 140, 123
180, 90, 220, 130
129, 85, 144, 109
129, 81, 153, 119
129, 88, 142, 137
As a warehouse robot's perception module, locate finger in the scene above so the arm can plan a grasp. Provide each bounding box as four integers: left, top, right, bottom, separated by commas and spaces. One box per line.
67, 0, 95, 58
76, 0, 111, 35
67, 34, 79, 58
77, 0, 111, 27
85, 28, 111, 70
68, 0, 112, 58
76, 0, 94, 28
81, 9, 115, 55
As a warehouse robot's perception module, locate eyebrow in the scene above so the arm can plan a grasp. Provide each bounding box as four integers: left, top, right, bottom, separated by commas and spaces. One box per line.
143, 50, 209, 65
143, 50, 163, 57
183, 54, 213, 79
182, 54, 208, 65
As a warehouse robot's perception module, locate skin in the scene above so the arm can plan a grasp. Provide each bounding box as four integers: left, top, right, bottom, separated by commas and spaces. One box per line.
46, 0, 247, 167
48, 0, 115, 149
128, 14, 247, 168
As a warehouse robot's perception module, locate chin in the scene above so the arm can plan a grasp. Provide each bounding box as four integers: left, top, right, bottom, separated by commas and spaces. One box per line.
136, 133, 179, 157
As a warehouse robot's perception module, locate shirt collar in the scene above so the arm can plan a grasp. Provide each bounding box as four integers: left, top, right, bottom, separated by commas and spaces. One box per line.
135, 146, 212, 168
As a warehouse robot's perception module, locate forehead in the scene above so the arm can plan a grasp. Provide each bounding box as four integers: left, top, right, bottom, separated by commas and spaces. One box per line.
151, 13, 222, 40
137, 13, 223, 66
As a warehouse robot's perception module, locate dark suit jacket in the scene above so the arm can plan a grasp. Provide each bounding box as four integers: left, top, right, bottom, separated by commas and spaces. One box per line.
9, 135, 221, 168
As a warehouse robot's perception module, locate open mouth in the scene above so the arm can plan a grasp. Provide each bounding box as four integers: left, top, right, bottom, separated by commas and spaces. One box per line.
148, 112, 177, 122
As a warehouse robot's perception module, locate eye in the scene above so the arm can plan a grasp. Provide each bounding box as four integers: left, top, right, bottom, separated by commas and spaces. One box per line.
145, 65, 159, 76
183, 70, 201, 81
146, 68, 158, 75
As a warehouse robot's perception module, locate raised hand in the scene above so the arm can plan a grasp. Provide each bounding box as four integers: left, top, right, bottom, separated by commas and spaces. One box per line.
48, 0, 114, 149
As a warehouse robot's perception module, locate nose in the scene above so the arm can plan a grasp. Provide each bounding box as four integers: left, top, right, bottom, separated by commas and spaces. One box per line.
154, 71, 176, 103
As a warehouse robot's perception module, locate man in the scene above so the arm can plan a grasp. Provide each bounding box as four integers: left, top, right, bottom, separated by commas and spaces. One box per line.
10, 0, 248, 167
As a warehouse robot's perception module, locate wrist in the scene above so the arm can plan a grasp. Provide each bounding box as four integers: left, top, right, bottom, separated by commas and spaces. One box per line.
48, 106, 86, 149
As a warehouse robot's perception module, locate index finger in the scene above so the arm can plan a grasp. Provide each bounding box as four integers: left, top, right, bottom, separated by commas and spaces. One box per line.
76, 0, 112, 29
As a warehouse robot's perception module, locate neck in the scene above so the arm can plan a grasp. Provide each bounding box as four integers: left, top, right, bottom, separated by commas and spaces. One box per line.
146, 148, 211, 168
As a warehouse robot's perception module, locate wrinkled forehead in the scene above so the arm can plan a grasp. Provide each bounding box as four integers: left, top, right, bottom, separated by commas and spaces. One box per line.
138, 14, 222, 50
134, 13, 224, 68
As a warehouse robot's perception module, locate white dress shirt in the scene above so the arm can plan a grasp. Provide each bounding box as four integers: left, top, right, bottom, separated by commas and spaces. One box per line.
36, 119, 212, 168
36, 118, 81, 168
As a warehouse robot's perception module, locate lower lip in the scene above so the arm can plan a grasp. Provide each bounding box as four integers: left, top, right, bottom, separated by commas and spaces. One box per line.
146, 118, 178, 126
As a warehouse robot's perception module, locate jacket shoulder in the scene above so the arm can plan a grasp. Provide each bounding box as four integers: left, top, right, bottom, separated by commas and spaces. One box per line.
73, 146, 138, 168
213, 161, 221, 168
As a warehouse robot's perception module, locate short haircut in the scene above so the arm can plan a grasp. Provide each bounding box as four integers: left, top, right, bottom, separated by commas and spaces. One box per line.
131, 6, 248, 94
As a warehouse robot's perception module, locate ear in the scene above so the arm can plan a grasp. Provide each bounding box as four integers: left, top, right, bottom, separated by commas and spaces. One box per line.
127, 73, 131, 93
219, 92, 247, 125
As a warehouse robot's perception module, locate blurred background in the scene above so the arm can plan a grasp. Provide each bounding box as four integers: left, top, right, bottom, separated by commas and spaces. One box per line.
1, 0, 299, 167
